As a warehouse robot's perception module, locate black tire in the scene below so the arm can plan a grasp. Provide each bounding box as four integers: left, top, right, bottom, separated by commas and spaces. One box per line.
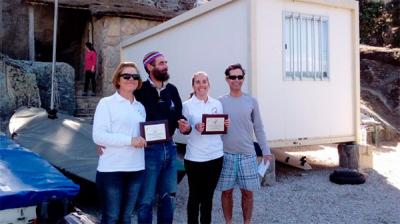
329, 169, 366, 185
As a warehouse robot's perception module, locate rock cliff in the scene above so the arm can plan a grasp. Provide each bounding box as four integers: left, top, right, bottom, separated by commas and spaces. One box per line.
0, 54, 75, 131
360, 45, 400, 140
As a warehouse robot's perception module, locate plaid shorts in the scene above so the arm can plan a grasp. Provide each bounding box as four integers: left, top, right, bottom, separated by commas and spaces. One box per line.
216, 152, 260, 191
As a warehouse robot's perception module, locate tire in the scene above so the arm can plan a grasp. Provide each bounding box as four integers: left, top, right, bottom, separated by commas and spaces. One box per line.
329, 169, 366, 185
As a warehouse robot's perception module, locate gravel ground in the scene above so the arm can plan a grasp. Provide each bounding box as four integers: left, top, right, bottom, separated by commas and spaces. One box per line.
77, 142, 400, 224
173, 143, 400, 224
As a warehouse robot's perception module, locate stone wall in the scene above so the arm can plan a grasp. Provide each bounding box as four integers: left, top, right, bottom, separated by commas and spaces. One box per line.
1, 2, 89, 78
0, 1, 29, 59
93, 17, 160, 95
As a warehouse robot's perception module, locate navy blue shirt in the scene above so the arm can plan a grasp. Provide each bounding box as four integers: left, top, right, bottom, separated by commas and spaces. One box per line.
134, 80, 185, 137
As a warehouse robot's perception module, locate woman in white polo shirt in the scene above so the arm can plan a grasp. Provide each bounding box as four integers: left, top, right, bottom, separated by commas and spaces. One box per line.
92, 62, 147, 224
182, 71, 227, 224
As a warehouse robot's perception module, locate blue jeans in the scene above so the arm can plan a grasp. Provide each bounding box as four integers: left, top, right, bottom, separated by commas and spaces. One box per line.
137, 141, 177, 224
96, 171, 144, 224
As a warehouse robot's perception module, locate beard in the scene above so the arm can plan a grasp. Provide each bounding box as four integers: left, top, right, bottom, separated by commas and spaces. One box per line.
152, 67, 170, 82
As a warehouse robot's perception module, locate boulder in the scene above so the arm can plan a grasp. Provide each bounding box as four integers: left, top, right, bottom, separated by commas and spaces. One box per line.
0, 54, 75, 128
30, 62, 75, 115
0, 55, 41, 122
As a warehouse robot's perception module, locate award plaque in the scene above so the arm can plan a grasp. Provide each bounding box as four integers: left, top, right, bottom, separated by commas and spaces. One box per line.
201, 114, 228, 135
140, 120, 170, 144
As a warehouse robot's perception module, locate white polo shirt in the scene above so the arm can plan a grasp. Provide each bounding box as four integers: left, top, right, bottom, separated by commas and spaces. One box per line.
93, 92, 146, 172
182, 95, 224, 162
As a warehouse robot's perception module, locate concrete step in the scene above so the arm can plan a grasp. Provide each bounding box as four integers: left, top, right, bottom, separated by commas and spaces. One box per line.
75, 116, 94, 121
75, 101, 97, 108
74, 116, 93, 124
75, 108, 96, 115
74, 114, 92, 117
76, 96, 101, 105
75, 81, 85, 91
75, 109, 96, 115
76, 89, 99, 96
74, 80, 100, 121
75, 106, 97, 112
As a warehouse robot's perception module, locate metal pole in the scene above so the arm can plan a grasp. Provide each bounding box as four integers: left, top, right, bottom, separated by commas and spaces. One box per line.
48, 0, 58, 119
28, 6, 35, 61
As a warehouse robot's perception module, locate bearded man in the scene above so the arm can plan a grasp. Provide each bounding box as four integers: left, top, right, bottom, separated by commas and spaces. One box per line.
134, 51, 191, 224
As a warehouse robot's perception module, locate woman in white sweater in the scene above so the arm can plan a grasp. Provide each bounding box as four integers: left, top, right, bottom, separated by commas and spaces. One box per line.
182, 72, 228, 224
92, 62, 147, 224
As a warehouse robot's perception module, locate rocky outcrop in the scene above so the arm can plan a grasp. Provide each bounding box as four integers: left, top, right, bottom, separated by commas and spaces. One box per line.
360, 0, 400, 48
360, 45, 400, 66
24, 0, 206, 21
0, 54, 75, 131
360, 45, 400, 140
30, 61, 75, 115
0, 55, 41, 116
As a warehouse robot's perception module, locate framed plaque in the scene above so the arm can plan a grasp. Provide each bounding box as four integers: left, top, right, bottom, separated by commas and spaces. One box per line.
201, 114, 228, 135
140, 120, 170, 144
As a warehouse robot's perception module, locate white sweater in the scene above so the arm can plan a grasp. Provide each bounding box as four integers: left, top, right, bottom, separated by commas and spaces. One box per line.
93, 92, 146, 172
182, 95, 224, 162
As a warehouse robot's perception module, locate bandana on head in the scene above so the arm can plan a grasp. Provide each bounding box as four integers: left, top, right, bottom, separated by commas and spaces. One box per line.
143, 51, 163, 67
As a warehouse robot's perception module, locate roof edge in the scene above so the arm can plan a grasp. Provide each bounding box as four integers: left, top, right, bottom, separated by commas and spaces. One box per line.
121, 0, 234, 49
293, 0, 358, 10
24, 0, 179, 21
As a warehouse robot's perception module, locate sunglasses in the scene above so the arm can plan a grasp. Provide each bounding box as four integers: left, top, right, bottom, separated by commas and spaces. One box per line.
121, 73, 140, 80
227, 75, 244, 80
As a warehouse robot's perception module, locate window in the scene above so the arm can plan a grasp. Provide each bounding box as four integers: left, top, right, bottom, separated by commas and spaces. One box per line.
283, 12, 329, 80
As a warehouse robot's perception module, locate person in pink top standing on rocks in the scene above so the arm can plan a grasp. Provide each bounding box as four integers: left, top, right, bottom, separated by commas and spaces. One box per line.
83, 42, 97, 96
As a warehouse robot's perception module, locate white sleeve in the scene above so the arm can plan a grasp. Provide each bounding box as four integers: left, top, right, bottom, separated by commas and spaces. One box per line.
92, 99, 132, 147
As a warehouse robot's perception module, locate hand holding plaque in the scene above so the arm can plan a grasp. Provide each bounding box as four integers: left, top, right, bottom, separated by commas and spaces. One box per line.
140, 120, 170, 144
201, 114, 228, 135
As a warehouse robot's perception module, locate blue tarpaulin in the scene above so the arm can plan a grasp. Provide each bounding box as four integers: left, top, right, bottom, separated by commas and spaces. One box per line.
0, 134, 80, 210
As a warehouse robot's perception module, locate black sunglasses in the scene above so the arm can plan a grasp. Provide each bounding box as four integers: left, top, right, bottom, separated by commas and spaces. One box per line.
121, 73, 141, 80
227, 75, 244, 80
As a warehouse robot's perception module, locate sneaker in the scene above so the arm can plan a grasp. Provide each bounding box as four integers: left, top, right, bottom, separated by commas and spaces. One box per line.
82, 92, 88, 96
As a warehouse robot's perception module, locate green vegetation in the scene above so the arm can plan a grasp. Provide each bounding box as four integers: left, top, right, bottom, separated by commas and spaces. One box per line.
359, 0, 399, 47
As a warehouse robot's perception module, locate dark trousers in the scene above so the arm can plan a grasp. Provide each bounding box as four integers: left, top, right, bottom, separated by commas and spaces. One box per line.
84, 70, 96, 93
184, 156, 223, 224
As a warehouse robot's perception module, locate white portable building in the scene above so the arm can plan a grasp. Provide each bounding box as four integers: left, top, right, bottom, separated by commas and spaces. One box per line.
121, 0, 360, 147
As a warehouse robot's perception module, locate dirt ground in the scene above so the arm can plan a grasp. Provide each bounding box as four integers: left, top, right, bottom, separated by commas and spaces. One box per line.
73, 141, 400, 223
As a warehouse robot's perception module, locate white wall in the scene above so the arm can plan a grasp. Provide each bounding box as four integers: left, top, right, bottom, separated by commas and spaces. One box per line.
254, 0, 355, 143
122, 0, 249, 101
